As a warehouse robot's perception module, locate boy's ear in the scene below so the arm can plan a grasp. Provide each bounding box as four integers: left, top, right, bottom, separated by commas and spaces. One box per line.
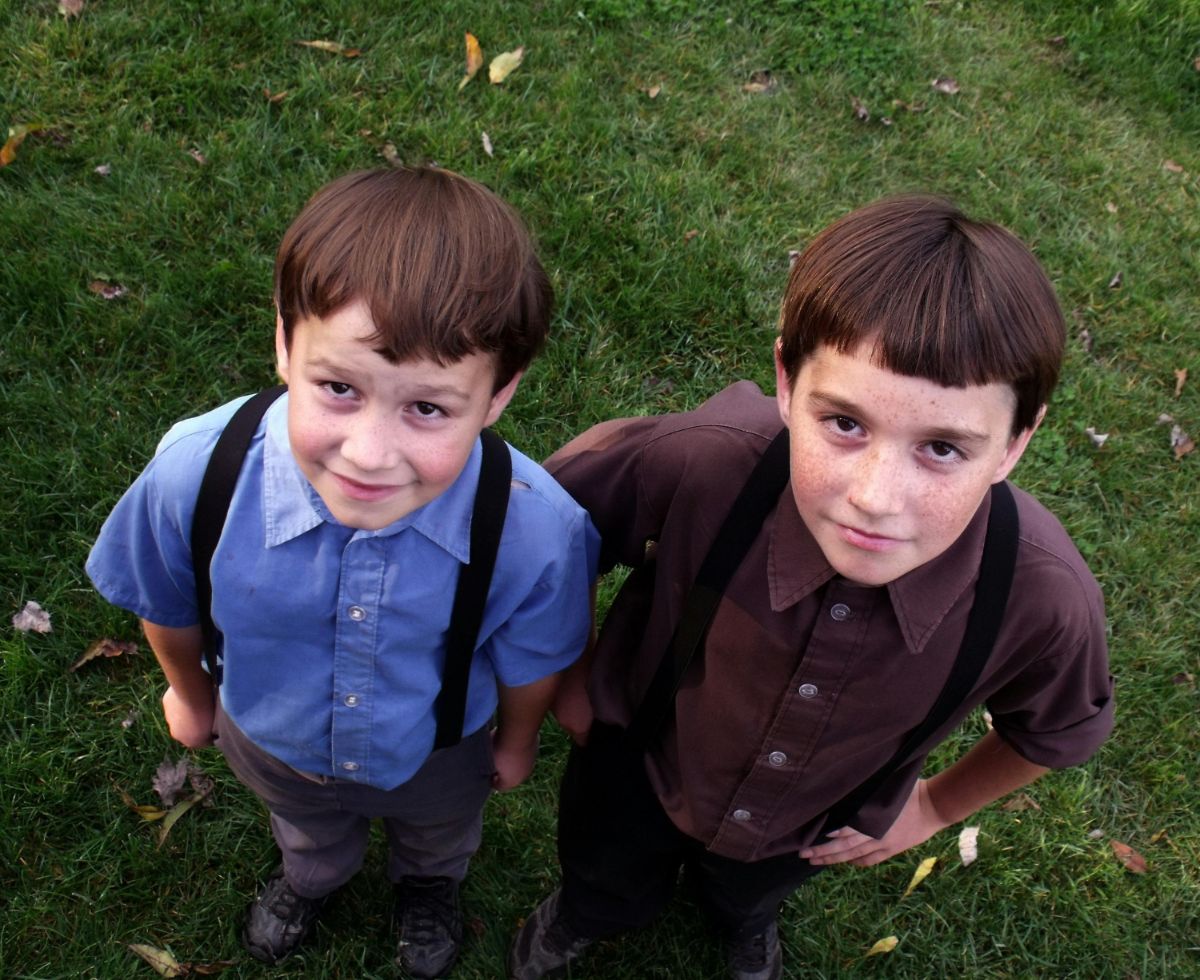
274, 311, 290, 384
774, 338, 794, 423
992, 404, 1047, 484
484, 370, 523, 427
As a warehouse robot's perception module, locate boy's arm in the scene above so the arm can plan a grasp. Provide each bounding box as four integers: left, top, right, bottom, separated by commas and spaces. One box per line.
140, 619, 215, 749
550, 585, 598, 746
799, 730, 1049, 866
491, 674, 560, 791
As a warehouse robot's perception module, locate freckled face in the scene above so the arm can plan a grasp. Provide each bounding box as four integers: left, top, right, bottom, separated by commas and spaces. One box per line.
776, 341, 1038, 586
275, 302, 519, 530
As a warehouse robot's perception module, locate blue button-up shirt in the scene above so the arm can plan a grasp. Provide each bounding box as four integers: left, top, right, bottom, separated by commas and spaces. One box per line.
87, 394, 598, 789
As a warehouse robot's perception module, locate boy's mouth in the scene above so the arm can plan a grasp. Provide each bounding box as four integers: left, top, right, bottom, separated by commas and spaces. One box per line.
837, 523, 902, 552
333, 473, 401, 502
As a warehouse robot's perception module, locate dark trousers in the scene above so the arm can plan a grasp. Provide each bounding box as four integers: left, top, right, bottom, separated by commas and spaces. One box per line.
558, 723, 822, 941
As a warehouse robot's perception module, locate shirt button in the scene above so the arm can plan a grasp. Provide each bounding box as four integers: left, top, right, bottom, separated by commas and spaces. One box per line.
768, 751, 788, 767
348, 605, 367, 621
798, 683, 819, 699
732, 809, 752, 822
340, 761, 360, 772
344, 694, 360, 707
830, 602, 852, 621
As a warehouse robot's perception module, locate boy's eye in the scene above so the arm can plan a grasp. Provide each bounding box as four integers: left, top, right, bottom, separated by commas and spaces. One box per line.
322, 381, 355, 398
823, 415, 861, 435
926, 440, 964, 461
412, 401, 442, 418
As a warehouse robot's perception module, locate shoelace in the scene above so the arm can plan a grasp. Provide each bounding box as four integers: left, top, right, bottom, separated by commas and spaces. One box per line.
398, 883, 457, 943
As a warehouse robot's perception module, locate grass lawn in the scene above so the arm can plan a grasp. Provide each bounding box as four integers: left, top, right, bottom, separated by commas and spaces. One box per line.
2, 0, 1198, 976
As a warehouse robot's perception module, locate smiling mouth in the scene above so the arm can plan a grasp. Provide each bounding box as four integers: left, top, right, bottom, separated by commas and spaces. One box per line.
333, 473, 401, 501
837, 524, 902, 552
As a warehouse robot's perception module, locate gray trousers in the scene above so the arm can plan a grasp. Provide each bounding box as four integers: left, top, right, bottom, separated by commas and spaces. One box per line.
215, 700, 494, 899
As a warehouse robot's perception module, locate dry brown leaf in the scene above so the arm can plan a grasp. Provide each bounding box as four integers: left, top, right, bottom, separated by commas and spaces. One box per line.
12, 600, 52, 633
1107, 270, 1122, 289
1105, 201, 1117, 214
958, 826, 980, 866
1149, 829, 1169, 844
380, 143, 402, 168
481, 131, 494, 157
1110, 839, 1148, 874
185, 961, 237, 976
1194, 56, 1200, 72
264, 88, 289, 104
866, 935, 899, 957
931, 76, 960, 94
188, 147, 207, 166
1, 124, 46, 167
128, 944, 184, 977
88, 280, 128, 300
489, 46, 525, 84
1170, 425, 1195, 460
296, 39, 361, 57
58, 0, 84, 17
458, 32, 483, 91
69, 637, 137, 672
1173, 368, 1187, 398
154, 758, 191, 807
742, 69, 777, 95
851, 96, 869, 121
1163, 159, 1184, 174
94, 163, 112, 176
1078, 327, 1094, 352
1172, 671, 1195, 687
683, 229, 700, 243
902, 856, 937, 897
645, 84, 662, 99
1002, 792, 1042, 812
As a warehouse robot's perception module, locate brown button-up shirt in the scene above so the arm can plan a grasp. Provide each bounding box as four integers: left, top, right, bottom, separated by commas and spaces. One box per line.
546, 382, 1113, 862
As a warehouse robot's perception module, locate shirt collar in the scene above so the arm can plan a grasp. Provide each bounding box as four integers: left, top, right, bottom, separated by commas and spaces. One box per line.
767, 482, 991, 655
261, 392, 481, 562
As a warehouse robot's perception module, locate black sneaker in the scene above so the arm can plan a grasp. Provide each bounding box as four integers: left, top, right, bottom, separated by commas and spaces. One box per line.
394, 876, 463, 978
242, 868, 326, 964
508, 888, 594, 980
727, 920, 782, 980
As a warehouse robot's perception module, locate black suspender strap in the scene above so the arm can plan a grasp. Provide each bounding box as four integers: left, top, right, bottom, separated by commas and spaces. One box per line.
191, 385, 287, 685
434, 427, 512, 749
820, 478, 1020, 832
626, 428, 792, 748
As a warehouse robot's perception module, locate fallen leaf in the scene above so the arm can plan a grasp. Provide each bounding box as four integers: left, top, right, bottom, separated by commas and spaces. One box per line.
1173, 368, 1187, 398
128, 944, 184, 977
1149, 829, 1169, 844
1078, 327, 1094, 352
1157, 413, 1175, 426
12, 600, 52, 633
185, 960, 237, 975
851, 96, 869, 121
489, 46, 525, 84
1162, 159, 1184, 174
380, 143, 402, 168
88, 280, 128, 300
189, 766, 216, 804
458, 32, 483, 91
1170, 425, 1195, 460
296, 39, 361, 57
958, 826, 980, 866
892, 99, 925, 113
481, 131, 493, 157
1, 124, 47, 168
880, 116, 894, 127
866, 935, 899, 957
58, 0, 84, 16
1107, 271, 1122, 289
114, 783, 169, 821
263, 88, 288, 104
1085, 427, 1109, 448
154, 758, 191, 807
468, 916, 486, 938
1110, 840, 1148, 874
1172, 671, 1195, 686
645, 84, 662, 99
683, 229, 700, 242
788, 249, 801, 268
158, 792, 209, 848
742, 69, 777, 95
121, 709, 140, 729
1105, 201, 1117, 214
902, 856, 937, 897
188, 147, 206, 166
1046, 35, 1066, 46
94, 163, 111, 176
69, 637, 137, 672
931, 76, 960, 94
1087, 827, 1105, 840
1002, 792, 1041, 812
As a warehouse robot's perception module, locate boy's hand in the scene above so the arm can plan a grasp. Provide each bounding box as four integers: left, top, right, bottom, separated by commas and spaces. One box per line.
490, 731, 538, 791
162, 685, 216, 748
551, 678, 594, 746
799, 779, 950, 867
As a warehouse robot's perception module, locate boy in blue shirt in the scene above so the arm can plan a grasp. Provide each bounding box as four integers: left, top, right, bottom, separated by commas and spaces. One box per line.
88, 167, 598, 976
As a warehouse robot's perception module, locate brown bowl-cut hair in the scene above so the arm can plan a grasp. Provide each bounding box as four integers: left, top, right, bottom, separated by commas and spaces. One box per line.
777, 194, 1065, 435
275, 167, 552, 390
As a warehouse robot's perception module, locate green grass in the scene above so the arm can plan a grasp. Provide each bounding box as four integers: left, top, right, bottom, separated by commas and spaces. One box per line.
3, 0, 1199, 976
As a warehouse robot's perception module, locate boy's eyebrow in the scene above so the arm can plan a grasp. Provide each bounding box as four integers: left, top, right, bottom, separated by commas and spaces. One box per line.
304, 355, 475, 401
806, 390, 994, 446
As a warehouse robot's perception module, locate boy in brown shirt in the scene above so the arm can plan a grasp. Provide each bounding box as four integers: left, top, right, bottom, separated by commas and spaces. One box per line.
509, 195, 1113, 980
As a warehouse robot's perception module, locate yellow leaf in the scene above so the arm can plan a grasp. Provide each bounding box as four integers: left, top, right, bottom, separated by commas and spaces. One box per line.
458, 32, 483, 91
1, 124, 46, 168
866, 935, 899, 957
489, 46, 525, 84
157, 788, 213, 849
296, 39, 361, 57
128, 944, 185, 977
113, 781, 168, 821
902, 856, 937, 897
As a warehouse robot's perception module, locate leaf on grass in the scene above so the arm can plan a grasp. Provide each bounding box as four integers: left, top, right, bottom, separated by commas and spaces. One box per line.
1110, 840, 1148, 874
1107, 271, 1122, 289
788, 249, 801, 268
187, 147, 207, 166
1149, 829, 1169, 844
296, 39, 361, 57
851, 96, 869, 121
1173, 368, 1187, 398
958, 826, 980, 866
69, 637, 137, 672
1085, 427, 1109, 448
154, 757, 191, 807
742, 69, 777, 95
1087, 827, 1105, 840
683, 229, 700, 243
1078, 327, 1094, 352
902, 856, 937, 897
1105, 201, 1117, 214
114, 782, 168, 821
1156, 413, 1174, 426
866, 935, 899, 957
645, 84, 662, 99
931, 76, 960, 94
128, 944, 184, 977
1046, 35, 1066, 46
184, 961, 237, 976
1171, 671, 1195, 687
892, 99, 925, 113
263, 88, 289, 104
1, 124, 48, 168
122, 709, 140, 729
95, 163, 111, 176
1194, 56, 1200, 73
157, 785, 214, 849
88, 280, 128, 300
458, 32, 483, 91
481, 131, 494, 157
1001, 792, 1041, 812
1162, 159, 1184, 174
1170, 425, 1195, 460
189, 766, 216, 804
12, 600, 52, 633
59, 0, 84, 18
380, 142, 402, 168
489, 47, 525, 84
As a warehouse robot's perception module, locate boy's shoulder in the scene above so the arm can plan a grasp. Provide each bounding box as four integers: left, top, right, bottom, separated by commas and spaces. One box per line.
1008, 484, 1104, 618
503, 440, 594, 527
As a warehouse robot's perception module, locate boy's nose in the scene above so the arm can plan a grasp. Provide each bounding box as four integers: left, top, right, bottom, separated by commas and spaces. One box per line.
341, 416, 400, 473
846, 448, 904, 517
